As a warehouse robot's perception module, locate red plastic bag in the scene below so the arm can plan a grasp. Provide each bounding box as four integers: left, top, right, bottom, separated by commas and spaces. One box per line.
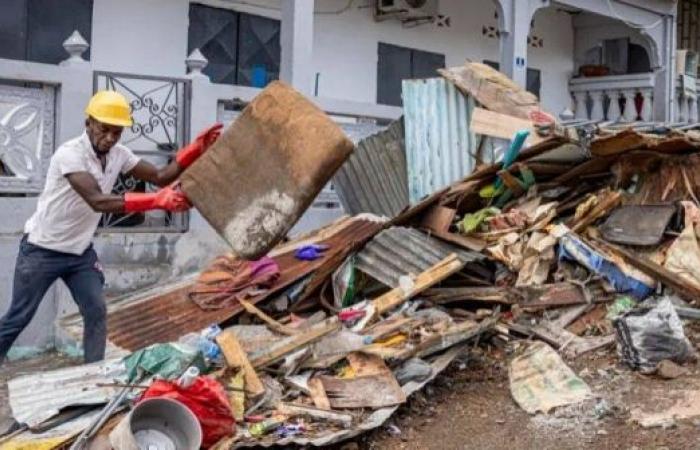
140, 376, 235, 448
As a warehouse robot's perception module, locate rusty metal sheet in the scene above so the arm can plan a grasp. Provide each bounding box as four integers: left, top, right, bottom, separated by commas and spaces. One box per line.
333, 119, 409, 218
402, 78, 476, 203
181, 81, 354, 259
354, 226, 484, 288
59, 217, 384, 351
600, 205, 676, 246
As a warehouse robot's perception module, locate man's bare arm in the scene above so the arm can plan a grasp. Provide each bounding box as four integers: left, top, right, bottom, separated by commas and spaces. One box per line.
127, 160, 182, 187
66, 172, 125, 213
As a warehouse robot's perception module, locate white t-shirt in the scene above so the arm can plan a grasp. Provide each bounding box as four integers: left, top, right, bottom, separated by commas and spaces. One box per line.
25, 132, 140, 255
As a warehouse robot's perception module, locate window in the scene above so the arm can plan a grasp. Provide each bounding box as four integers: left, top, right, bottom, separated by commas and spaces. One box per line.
483, 60, 541, 99
377, 43, 446, 106
188, 3, 281, 87
0, 0, 93, 64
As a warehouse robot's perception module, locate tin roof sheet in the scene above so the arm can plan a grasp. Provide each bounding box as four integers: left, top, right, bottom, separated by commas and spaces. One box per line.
8, 359, 126, 426
402, 77, 477, 203
333, 119, 409, 218
59, 216, 385, 352
355, 226, 484, 287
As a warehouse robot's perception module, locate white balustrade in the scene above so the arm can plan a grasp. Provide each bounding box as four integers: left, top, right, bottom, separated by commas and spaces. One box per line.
678, 75, 698, 124
569, 73, 655, 122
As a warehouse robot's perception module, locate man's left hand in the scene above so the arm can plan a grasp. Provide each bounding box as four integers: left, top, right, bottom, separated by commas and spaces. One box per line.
175, 123, 223, 169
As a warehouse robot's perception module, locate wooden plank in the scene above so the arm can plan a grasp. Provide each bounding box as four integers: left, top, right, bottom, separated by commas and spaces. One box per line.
370, 254, 465, 318
594, 237, 700, 303
276, 402, 353, 427
569, 190, 622, 233
470, 107, 546, 145
438, 63, 543, 120
250, 318, 341, 368
215, 330, 266, 397
429, 229, 487, 252
320, 374, 406, 409
238, 299, 297, 335
307, 377, 331, 410
423, 286, 511, 304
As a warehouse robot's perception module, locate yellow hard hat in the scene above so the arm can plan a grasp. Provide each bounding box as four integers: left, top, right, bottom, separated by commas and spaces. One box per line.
85, 90, 133, 127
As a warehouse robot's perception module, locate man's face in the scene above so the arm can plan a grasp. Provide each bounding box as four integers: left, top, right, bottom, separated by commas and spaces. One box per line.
86, 118, 123, 155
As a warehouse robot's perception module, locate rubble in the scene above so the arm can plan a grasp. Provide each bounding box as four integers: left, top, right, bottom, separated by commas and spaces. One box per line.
7, 62, 700, 448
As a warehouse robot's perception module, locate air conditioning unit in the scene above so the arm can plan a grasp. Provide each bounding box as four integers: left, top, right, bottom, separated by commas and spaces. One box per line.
375, 0, 439, 23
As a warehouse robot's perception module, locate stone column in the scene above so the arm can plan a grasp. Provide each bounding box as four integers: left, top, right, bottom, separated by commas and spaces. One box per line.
281, 0, 315, 96
495, 0, 549, 89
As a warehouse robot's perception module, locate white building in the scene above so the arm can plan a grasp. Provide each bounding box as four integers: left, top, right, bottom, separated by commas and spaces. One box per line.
0, 0, 693, 356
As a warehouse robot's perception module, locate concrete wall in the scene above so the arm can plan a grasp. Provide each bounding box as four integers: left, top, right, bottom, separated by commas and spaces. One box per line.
87, 0, 575, 114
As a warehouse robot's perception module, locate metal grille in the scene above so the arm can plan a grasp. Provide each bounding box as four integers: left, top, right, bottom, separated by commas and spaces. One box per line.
93, 71, 191, 232
0, 81, 55, 194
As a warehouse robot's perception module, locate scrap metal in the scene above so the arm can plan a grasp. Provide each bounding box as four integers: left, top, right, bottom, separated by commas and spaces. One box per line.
354, 226, 485, 288
333, 119, 409, 217
402, 77, 477, 203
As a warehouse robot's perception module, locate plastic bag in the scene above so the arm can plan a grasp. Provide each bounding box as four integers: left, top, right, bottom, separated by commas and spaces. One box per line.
613, 296, 696, 372
140, 376, 236, 447
124, 342, 206, 381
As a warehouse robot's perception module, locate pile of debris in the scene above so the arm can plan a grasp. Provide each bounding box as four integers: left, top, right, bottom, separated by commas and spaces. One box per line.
5, 62, 700, 449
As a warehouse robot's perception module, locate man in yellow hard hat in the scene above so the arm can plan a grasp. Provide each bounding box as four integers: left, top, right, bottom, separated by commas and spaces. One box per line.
0, 90, 222, 365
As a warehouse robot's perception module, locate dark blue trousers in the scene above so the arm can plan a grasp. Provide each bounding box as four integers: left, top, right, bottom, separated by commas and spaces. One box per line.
0, 236, 107, 365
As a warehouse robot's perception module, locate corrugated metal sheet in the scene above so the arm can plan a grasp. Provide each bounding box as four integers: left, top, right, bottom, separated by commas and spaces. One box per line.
334, 120, 409, 218
355, 226, 484, 287
402, 77, 476, 203
60, 216, 385, 352
8, 359, 126, 426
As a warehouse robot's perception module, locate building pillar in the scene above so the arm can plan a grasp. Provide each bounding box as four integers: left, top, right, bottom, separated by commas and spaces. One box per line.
643, 16, 677, 122
280, 0, 314, 96
495, 0, 549, 88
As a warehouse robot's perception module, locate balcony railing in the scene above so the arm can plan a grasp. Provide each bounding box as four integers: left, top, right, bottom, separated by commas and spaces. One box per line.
569, 73, 655, 122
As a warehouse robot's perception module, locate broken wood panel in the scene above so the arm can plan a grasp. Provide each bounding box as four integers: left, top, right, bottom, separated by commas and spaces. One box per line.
307, 377, 331, 411
593, 238, 700, 303
428, 229, 487, 252
420, 205, 457, 234
215, 330, 266, 397
438, 63, 542, 120
276, 403, 353, 427
569, 190, 622, 233
371, 254, 466, 317
181, 81, 354, 259
590, 129, 647, 157
347, 352, 393, 377
423, 286, 511, 304
320, 374, 406, 409
250, 318, 341, 368
470, 107, 547, 145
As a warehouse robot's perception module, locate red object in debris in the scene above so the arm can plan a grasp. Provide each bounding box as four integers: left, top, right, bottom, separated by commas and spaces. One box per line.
338, 309, 366, 322
140, 376, 236, 447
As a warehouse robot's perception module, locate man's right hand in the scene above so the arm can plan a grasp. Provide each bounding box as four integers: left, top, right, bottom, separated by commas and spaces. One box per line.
124, 183, 191, 213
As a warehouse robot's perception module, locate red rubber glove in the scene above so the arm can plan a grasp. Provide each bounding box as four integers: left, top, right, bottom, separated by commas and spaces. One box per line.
124, 183, 191, 213
175, 123, 223, 169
